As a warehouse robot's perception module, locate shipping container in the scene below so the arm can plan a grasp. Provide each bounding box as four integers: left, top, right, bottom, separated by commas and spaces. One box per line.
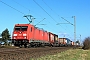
54, 34, 58, 42
49, 32, 54, 44
71, 42, 75, 45
58, 38, 72, 46
58, 38, 66, 44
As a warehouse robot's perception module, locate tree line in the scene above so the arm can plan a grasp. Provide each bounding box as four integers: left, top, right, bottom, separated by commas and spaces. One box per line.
0, 28, 11, 45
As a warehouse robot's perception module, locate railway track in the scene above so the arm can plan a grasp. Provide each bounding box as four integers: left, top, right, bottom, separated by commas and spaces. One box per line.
0, 47, 72, 60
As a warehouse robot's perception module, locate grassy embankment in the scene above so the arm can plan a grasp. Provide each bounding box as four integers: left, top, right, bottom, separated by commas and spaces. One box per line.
32, 49, 90, 60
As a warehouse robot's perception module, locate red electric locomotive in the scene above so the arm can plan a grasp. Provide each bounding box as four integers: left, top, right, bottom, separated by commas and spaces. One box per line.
12, 24, 57, 47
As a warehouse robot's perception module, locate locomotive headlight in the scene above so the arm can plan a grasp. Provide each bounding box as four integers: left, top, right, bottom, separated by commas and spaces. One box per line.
14, 37, 16, 39
13, 34, 17, 36
23, 34, 27, 36
24, 37, 26, 39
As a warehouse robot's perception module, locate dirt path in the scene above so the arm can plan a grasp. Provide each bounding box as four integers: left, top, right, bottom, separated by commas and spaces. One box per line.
0, 47, 72, 60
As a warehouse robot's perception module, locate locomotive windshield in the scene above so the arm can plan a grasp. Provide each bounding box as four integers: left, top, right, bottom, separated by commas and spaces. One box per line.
15, 26, 28, 31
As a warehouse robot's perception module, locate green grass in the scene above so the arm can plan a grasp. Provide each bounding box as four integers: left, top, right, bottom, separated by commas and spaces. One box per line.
31, 49, 90, 60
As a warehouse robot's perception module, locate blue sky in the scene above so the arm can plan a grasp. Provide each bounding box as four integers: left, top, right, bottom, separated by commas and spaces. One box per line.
0, 0, 90, 42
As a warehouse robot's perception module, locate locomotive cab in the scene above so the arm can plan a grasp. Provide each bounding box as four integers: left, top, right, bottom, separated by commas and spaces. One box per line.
12, 24, 29, 47
13, 26, 28, 39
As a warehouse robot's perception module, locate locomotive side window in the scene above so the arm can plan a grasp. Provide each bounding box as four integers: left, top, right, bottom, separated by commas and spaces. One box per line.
15, 26, 28, 31
30, 27, 32, 32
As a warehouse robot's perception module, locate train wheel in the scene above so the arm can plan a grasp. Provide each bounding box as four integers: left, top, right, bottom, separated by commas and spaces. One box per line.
24, 44, 27, 48
19, 45, 24, 48
27, 43, 31, 48
41, 43, 45, 47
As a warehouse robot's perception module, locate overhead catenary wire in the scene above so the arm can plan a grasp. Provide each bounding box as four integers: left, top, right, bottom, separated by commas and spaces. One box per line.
33, 0, 58, 23
42, 0, 66, 24
33, 0, 68, 33
0, 0, 25, 15
42, 0, 52, 10
61, 17, 74, 34
12, 0, 32, 14
12, 0, 30, 11
35, 18, 46, 26
42, 0, 68, 31
61, 17, 73, 25
42, 0, 61, 18
0, 0, 47, 30
12, 0, 56, 25
11, 0, 47, 26
42, 0, 73, 25
12, 0, 48, 24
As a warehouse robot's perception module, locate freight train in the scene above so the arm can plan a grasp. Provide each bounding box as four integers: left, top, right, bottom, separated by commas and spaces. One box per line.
12, 24, 74, 48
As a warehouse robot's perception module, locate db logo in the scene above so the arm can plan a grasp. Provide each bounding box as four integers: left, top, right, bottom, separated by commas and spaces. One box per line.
19, 34, 22, 36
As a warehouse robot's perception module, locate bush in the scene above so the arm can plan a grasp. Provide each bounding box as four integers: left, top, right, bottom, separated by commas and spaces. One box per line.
82, 37, 90, 50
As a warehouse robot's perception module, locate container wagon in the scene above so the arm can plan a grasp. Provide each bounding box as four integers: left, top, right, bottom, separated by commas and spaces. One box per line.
58, 38, 72, 46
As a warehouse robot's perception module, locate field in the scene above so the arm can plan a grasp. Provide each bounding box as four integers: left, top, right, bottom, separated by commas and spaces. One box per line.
0, 47, 70, 60
0, 46, 90, 60
35, 49, 90, 60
